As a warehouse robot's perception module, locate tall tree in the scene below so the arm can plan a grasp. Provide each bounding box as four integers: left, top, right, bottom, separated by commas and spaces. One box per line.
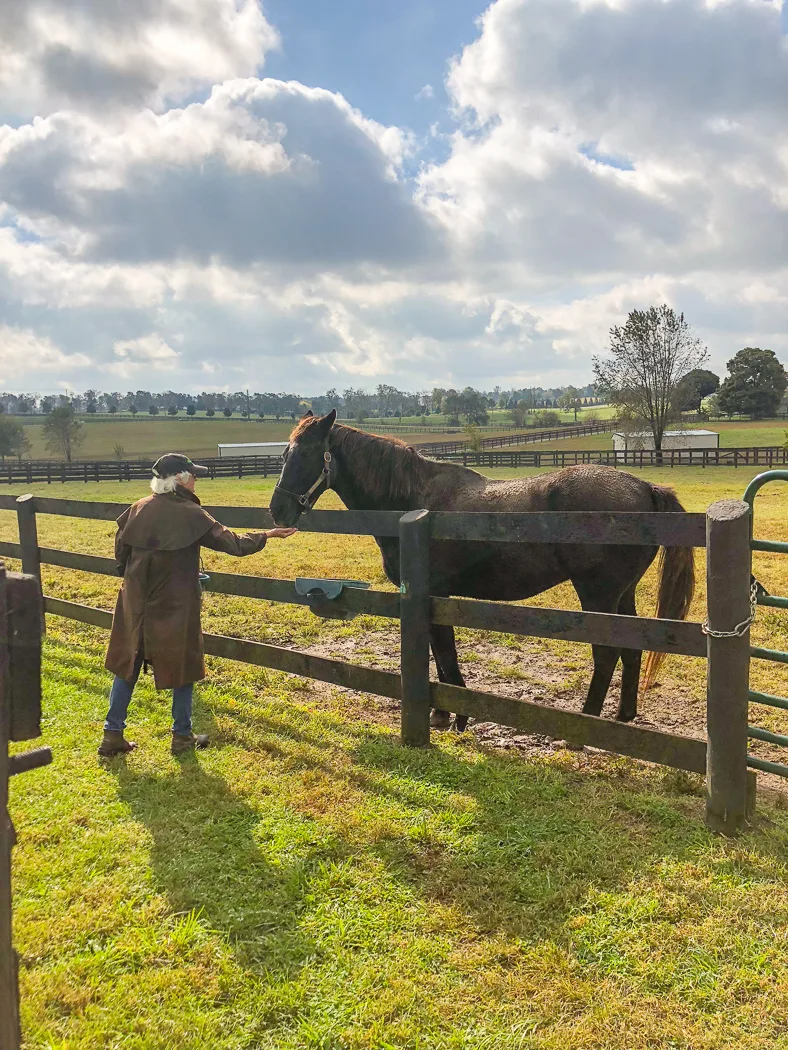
43, 404, 84, 462
593, 305, 708, 451
716, 348, 787, 419
673, 369, 720, 412
559, 386, 583, 422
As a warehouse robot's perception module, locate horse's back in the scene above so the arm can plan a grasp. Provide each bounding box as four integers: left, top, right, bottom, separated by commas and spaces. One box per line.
438, 465, 657, 514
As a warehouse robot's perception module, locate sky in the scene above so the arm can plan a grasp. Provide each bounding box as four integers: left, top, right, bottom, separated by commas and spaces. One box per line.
0, 0, 787, 396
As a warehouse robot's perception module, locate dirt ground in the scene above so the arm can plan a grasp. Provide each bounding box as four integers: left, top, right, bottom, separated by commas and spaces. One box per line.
299, 621, 788, 798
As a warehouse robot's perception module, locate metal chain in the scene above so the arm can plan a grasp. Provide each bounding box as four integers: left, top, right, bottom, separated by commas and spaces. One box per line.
702, 580, 758, 638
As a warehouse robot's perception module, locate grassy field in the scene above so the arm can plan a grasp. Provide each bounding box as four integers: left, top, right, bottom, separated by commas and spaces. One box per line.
15, 419, 542, 462
507, 421, 788, 452
4, 467, 788, 1049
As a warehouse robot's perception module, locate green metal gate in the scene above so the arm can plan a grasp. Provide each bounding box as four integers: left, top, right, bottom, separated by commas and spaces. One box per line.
744, 470, 788, 777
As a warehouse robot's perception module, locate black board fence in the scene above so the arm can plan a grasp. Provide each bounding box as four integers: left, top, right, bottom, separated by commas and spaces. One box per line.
3, 440, 786, 486
0, 492, 756, 833
439, 446, 788, 469
0, 422, 615, 485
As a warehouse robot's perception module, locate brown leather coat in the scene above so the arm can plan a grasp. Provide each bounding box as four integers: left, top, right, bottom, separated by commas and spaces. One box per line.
105, 487, 267, 689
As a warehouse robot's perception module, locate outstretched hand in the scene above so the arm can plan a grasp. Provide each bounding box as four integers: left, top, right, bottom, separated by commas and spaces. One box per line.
265, 527, 298, 540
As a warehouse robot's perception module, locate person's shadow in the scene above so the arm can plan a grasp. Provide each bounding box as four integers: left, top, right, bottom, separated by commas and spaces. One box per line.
108, 709, 328, 974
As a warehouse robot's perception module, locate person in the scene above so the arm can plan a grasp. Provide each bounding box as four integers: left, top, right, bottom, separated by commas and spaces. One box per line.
99, 452, 297, 757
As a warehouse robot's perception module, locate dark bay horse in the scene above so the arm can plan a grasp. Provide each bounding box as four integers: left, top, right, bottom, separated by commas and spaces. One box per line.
270, 411, 695, 729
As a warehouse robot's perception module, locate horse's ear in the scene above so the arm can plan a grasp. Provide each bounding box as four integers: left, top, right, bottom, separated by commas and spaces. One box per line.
316, 408, 336, 436
301, 410, 314, 419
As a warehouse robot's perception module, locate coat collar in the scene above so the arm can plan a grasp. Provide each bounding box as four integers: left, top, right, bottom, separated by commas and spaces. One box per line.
172, 485, 201, 506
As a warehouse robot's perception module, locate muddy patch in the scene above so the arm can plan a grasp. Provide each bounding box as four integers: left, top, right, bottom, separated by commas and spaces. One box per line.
295, 623, 788, 798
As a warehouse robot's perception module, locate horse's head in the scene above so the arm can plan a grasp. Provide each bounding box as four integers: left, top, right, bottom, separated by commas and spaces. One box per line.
270, 409, 337, 527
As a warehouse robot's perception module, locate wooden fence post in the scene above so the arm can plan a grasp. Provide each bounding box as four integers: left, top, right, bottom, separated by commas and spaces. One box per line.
399, 510, 431, 748
15, 496, 40, 582
705, 499, 752, 835
0, 566, 20, 1050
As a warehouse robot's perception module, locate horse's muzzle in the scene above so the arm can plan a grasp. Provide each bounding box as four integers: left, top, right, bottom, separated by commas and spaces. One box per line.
269, 489, 303, 528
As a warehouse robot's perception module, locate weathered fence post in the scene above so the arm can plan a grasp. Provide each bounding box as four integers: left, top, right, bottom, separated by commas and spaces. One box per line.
399, 509, 431, 748
0, 566, 19, 1050
15, 496, 40, 582
705, 498, 752, 835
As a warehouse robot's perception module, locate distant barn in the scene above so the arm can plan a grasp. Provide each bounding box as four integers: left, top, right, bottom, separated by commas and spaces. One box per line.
217, 442, 288, 458
612, 429, 719, 453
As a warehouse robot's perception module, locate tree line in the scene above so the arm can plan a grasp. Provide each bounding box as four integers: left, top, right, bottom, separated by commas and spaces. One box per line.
2, 314, 785, 462
0, 382, 598, 423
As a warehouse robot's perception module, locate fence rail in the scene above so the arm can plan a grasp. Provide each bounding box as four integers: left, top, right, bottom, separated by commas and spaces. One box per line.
414, 421, 612, 457
435, 446, 788, 468
0, 422, 614, 485
0, 491, 758, 832
3, 438, 785, 485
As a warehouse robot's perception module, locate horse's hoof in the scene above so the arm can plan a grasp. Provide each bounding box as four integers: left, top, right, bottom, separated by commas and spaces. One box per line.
452, 716, 469, 733
430, 710, 452, 730
616, 710, 636, 723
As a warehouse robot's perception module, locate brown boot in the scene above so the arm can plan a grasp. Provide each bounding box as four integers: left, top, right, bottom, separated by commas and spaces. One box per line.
171, 732, 210, 755
98, 730, 137, 757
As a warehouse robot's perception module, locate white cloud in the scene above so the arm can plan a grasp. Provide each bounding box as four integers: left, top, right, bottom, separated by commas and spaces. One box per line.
111, 333, 180, 377
0, 0, 278, 119
0, 323, 90, 383
0, 79, 439, 270
422, 0, 788, 279
0, 0, 787, 395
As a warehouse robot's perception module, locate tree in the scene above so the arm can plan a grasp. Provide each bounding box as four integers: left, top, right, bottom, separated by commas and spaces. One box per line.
186, 404, 197, 417
0, 415, 29, 461
10, 425, 31, 463
593, 304, 708, 451
167, 405, 178, 416
206, 408, 215, 418
462, 423, 482, 451
108, 403, 118, 415
673, 369, 720, 413
533, 409, 562, 428
717, 348, 787, 419
509, 402, 528, 427
148, 404, 159, 416
223, 407, 233, 418
559, 386, 583, 422
128, 404, 138, 416
458, 387, 489, 425
43, 404, 84, 462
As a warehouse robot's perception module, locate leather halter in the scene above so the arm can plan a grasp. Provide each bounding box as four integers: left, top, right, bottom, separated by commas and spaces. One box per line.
274, 446, 332, 510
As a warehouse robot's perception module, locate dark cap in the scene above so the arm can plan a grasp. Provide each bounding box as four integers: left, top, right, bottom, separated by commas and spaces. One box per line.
151, 453, 209, 479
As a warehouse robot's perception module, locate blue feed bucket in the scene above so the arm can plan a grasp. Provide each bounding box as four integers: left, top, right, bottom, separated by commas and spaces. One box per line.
199, 573, 211, 592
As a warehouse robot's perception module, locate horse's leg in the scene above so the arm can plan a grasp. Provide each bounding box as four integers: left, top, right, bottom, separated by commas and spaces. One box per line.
430, 624, 468, 731
616, 585, 641, 722
573, 579, 623, 718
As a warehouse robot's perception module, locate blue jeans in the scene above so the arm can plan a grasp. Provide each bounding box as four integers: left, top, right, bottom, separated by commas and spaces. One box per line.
105, 654, 194, 736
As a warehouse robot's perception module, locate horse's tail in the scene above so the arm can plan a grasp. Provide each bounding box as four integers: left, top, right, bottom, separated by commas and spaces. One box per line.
641, 484, 696, 692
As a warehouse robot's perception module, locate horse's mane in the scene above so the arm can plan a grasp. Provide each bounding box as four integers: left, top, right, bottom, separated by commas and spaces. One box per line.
290, 418, 432, 503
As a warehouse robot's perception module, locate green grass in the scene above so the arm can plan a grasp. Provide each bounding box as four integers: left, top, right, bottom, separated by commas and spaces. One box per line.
4, 468, 788, 1048
508, 420, 788, 452
15, 419, 535, 462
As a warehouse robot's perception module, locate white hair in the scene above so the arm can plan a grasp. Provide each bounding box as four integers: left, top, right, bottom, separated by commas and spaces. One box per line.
150, 471, 192, 494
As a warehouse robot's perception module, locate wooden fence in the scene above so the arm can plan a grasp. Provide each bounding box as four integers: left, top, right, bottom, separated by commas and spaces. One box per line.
414, 421, 612, 457
1, 442, 786, 485
0, 491, 757, 833
0, 422, 614, 484
438, 446, 788, 469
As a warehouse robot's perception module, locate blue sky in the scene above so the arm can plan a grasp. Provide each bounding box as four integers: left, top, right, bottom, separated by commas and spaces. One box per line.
264, 0, 487, 141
